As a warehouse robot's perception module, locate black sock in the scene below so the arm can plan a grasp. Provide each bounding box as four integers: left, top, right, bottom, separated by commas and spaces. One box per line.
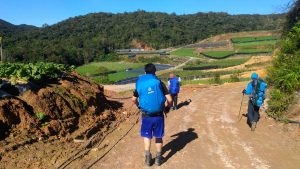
145, 150, 150, 156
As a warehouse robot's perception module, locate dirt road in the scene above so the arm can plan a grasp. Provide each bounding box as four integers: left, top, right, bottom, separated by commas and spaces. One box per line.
78, 82, 300, 169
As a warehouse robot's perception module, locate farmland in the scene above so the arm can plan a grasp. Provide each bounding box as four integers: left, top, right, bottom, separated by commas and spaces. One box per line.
231, 36, 278, 43
184, 57, 250, 70
233, 40, 277, 47
76, 62, 144, 76
201, 51, 236, 59
237, 48, 273, 54
170, 48, 197, 57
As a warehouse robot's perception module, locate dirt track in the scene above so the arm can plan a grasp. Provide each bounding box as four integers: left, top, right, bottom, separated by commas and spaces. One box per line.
77, 82, 300, 169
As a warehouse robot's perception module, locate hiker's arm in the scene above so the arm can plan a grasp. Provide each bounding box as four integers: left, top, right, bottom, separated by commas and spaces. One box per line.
244, 83, 252, 95
132, 90, 139, 106
160, 81, 172, 106
165, 94, 172, 107
132, 96, 138, 106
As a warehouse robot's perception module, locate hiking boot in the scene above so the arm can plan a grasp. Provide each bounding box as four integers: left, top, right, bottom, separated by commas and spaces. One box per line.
155, 154, 163, 166
145, 153, 152, 166
251, 122, 257, 131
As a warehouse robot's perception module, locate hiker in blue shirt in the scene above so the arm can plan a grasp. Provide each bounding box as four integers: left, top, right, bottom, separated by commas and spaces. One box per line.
132, 63, 172, 166
168, 73, 181, 110
242, 73, 267, 131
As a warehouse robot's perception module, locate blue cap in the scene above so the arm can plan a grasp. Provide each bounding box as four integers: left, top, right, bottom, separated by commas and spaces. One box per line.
251, 73, 258, 79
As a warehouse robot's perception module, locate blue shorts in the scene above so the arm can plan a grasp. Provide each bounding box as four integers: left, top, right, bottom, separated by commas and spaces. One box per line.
140, 116, 164, 139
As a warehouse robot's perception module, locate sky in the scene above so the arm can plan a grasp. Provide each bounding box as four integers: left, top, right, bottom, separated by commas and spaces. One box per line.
0, 0, 292, 27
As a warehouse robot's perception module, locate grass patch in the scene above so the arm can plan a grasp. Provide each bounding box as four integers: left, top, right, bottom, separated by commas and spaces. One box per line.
170, 48, 197, 57
234, 40, 277, 47
159, 70, 244, 78
231, 36, 278, 43
182, 77, 250, 85
201, 51, 236, 59
108, 72, 141, 82
237, 48, 273, 54
76, 62, 144, 76
184, 58, 249, 70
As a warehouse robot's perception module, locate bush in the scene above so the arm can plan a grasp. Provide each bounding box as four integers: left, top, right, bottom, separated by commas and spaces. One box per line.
209, 73, 222, 84
92, 75, 113, 84
267, 20, 300, 120
229, 73, 240, 82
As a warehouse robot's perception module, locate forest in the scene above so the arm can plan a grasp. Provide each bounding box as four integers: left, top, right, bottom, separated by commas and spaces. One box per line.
0, 11, 284, 65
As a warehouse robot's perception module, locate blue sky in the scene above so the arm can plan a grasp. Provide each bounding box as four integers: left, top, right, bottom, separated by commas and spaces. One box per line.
1, 0, 291, 27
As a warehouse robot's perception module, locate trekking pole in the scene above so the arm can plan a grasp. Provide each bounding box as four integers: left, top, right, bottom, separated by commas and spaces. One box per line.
237, 93, 245, 122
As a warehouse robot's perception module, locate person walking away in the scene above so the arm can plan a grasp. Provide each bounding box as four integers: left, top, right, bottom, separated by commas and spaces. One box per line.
168, 73, 180, 110
132, 63, 172, 166
242, 73, 267, 131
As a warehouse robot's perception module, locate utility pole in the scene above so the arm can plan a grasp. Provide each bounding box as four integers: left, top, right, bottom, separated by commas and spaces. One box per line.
0, 37, 3, 62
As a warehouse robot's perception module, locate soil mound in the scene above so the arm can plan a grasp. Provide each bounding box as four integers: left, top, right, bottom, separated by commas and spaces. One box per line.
0, 72, 122, 149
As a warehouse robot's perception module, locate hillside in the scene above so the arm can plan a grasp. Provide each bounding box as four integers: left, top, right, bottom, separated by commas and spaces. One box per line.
0, 11, 284, 65
0, 19, 37, 35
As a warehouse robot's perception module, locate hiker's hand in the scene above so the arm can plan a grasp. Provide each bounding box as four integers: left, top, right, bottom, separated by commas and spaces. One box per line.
164, 106, 171, 114
242, 89, 246, 94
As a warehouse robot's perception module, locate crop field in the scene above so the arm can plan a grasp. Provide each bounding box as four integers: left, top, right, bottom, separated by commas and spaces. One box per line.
237, 48, 273, 54
201, 51, 236, 59
233, 40, 277, 47
170, 48, 197, 57
231, 36, 278, 43
159, 69, 245, 79
108, 72, 141, 82
184, 57, 249, 70
76, 62, 144, 76
0, 62, 72, 82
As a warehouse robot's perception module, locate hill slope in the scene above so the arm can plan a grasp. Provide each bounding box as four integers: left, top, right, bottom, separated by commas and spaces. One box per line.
1, 11, 284, 65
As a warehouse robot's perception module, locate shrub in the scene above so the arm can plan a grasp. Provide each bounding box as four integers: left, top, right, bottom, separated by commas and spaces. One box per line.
267, 20, 300, 120
229, 73, 240, 82
209, 73, 222, 84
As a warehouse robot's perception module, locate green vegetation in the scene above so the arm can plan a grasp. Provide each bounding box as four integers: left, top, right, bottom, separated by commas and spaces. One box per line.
0, 62, 73, 82
108, 72, 140, 82
181, 77, 250, 85
231, 36, 278, 43
233, 40, 277, 47
76, 62, 144, 76
170, 48, 197, 57
185, 58, 249, 69
237, 48, 273, 54
35, 112, 46, 121
267, 20, 300, 120
201, 51, 235, 59
0, 12, 284, 65
159, 69, 244, 79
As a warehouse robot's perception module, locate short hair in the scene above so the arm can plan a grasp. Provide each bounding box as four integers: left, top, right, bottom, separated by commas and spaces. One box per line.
144, 63, 156, 74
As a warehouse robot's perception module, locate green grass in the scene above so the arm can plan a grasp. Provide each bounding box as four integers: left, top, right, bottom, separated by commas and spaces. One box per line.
185, 58, 249, 69
159, 69, 245, 79
170, 48, 197, 57
201, 51, 236, 59
234, 40, 277, 47
108, 72, 141, 82
76, 62, 144, 76
237, 48, 273, 54
231, 36, 278, 43
182, 77, 251, 85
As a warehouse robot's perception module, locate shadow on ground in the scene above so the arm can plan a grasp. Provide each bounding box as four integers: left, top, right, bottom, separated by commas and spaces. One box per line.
177, 99, 192, 109
162, 128, 198, 164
